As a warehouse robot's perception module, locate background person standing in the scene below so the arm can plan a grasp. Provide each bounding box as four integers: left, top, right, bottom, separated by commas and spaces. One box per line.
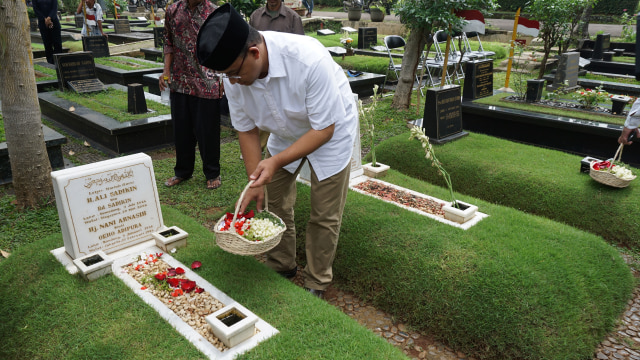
77, 0, 106, 37
32, 0, 63, 64
160, 0, 222, 190
249, 0, 304, 35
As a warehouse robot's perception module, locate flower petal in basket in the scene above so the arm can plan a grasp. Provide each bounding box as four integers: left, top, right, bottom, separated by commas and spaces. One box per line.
589, 161, 636, 188
214, 212, 286, 256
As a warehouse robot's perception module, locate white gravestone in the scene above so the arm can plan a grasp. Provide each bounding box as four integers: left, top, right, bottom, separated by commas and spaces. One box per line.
51, 153, 164, 259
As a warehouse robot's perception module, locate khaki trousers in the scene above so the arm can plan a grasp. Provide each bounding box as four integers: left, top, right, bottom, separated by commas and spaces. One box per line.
265, 158, 350, 290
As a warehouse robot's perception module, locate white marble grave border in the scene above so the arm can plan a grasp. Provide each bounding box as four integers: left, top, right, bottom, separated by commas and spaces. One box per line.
52, 242, 278, 359
348, 175, 488, 230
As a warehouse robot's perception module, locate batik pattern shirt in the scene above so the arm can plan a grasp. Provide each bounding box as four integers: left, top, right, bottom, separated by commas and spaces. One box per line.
164, 0, 220, 99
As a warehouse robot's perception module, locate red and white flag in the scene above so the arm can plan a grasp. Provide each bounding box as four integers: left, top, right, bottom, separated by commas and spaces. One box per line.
517, 17, 540, 37
455, 10, 485, 35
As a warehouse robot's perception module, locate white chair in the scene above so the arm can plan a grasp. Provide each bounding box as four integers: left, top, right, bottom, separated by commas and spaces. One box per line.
432, 30, 466, 84
464, 31, 496, 59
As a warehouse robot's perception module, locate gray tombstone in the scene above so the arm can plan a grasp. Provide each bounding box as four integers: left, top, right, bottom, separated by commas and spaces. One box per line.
422, 85, 467, 144
114, 19, 131, 34
547, 52, 579, 92
82, 35, 110, 58
592, 33, 611, 60
54, 52, 104, 92
358, 27, 377, 49
75, 14, 84, 28
462, 60, 493, 100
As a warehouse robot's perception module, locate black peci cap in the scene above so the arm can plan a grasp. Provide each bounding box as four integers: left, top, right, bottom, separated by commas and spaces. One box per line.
196, 3, 250, 71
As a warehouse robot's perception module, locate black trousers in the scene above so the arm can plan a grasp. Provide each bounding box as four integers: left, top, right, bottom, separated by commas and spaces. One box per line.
37, 17, 63, 64
170, 92, 221, 181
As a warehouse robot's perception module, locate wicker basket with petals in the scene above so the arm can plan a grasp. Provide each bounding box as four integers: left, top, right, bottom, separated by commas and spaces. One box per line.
589, 144, 636, 188
214, 181, 286, 255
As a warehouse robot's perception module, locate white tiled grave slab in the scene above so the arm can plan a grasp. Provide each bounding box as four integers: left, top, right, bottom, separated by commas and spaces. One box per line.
51, 153, 164, 259
53, 244, 279, 359
349, 177, 489, 230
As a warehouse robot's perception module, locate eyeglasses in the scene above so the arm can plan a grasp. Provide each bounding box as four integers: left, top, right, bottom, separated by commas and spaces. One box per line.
216, 50, 249, 80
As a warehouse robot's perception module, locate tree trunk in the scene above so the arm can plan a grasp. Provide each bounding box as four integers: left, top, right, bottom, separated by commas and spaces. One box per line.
0, 0, 54, 208
391, 26, 428, 110
578, 2, 593, 39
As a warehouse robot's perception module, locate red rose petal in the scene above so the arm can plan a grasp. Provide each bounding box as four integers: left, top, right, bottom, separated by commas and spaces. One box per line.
167, 278, 181, 287
167, 268, 177, 277
182, 280, 196, 292
175, 267, 185, 275
154, 273, 166, 281
191, 261, 202, 270
195, 287, 204, 294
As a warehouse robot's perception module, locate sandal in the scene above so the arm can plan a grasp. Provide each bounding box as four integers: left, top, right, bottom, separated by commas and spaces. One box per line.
206, 176, 221, 190
165, 176, 188, 187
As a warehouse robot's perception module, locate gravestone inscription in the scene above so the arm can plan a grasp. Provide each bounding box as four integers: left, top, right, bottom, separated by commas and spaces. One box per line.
51, 153, 164, 259
82, 35, 110, 58
547, 52, 579, 92
462, 60, 493, 100
153, 27, 165, 49
54, 52, 104, 92
423, 85, 465, 143
114, 18, 131, 34
358, 27, 377, 49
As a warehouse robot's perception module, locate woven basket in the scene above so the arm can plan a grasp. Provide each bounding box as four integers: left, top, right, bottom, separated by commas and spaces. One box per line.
589, 144, 636, 188
214, 180, 286, 256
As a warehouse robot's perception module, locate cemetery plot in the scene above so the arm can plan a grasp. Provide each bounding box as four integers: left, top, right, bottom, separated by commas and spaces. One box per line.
38, 84, 173, 155
93, 56, 163, 85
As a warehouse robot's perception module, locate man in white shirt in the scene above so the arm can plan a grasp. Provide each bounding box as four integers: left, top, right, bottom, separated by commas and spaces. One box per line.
620, 99, 640, 145
196, 3, 358, 299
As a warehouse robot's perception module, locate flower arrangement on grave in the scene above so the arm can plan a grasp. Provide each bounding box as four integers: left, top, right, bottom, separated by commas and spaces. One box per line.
591, 160, 635, 180
359, 84, 380, 167
340, 31, 354, 55
409, 126, 459, 208
573, 85, 609, 110
126, 252, 206, 297
216, 209, 285, 242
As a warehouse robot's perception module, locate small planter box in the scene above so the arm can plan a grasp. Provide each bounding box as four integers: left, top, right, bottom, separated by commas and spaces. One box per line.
152, 226, 188, 252
72, 250, 113, 281
362, 162, 390, 178
206, 303, 259, 348
443, 200, 478, 224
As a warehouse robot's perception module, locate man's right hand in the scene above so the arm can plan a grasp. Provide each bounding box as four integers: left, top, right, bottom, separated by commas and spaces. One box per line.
237, 186, 265, 214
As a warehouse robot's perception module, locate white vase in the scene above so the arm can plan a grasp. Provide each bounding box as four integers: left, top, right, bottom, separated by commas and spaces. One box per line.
443, 200, 478, 224
362, 162, 390, 178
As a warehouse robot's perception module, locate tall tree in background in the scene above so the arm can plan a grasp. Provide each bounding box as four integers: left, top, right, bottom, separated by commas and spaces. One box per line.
578, 0, 598, 39
528, 0, 589, 79
391, 0, 497, 110
0, 0, 54, 208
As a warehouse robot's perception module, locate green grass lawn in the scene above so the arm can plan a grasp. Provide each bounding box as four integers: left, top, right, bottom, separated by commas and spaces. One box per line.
94, 56, 163, 70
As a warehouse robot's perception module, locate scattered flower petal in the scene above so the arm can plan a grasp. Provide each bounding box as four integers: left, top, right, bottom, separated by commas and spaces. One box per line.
154, 273, 166, 281
191, 261, 202, 270
175, 267, 185, 275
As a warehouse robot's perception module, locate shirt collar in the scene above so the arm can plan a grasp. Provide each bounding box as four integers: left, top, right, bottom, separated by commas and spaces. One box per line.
262, 32, 287, 79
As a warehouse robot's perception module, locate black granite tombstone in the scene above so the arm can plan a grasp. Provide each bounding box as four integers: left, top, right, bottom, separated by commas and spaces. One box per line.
358, 27, 377, 49
127, 83, 147, 114
114, 19, 131, 34
422, 85, 467, 143
129, 4, 137, 12
82, 35, 110, 58
462, 60, 493, 100
75, 14, 84, 28
153, 27, 165, 49
592, 33, 610, 60
54, 52, 104, 92
526, 79, 545, 102
603, 51, 614, 61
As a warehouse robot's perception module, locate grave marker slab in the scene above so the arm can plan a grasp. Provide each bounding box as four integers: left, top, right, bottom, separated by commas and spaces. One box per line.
51, 153, 164, 259
592, 33, 610, 60
317, 29, 335, 36
114, 18, 131, 34
54, 52, 104, 91
153, 27, 165, 49
82, 35, 110, 58
358, 27, 377, 49
547, 52, 579, 92
75, 13, 84, 28
67, 78, 105, 93
462, 60, 493, 100
423, 85, 467, 143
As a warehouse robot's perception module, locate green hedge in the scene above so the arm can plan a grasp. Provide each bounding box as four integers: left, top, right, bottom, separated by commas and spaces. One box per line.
497, 0, 638, 15
373, 131, 640, 249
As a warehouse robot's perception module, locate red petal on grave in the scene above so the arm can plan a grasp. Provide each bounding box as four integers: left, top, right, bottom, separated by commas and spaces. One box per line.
175, 267, 185, 275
